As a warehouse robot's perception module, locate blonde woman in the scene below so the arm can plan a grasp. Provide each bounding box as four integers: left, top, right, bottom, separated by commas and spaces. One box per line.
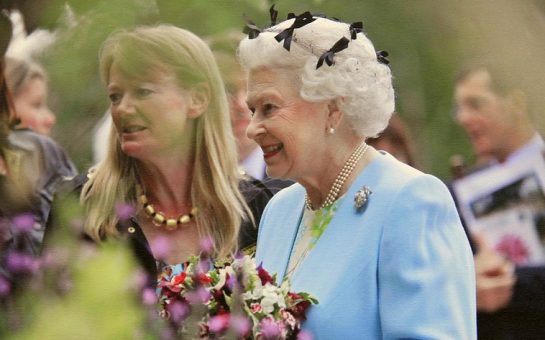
45, 25, 275, 284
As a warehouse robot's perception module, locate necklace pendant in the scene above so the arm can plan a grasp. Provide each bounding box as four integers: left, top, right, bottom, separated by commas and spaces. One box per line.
354, 186, 372, 211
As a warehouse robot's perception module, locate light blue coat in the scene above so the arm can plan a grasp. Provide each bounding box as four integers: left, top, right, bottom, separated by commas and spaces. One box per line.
256, 152, 476, 339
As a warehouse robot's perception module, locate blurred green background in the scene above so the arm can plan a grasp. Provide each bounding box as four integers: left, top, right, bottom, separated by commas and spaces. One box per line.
9, 0, 545, 179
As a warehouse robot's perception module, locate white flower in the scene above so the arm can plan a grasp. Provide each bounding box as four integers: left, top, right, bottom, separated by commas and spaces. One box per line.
260, 284, 285, 314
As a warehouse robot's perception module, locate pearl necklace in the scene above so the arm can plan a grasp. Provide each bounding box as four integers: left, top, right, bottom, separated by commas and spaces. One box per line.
136, 185, 198, 231
305, 141, 369, 210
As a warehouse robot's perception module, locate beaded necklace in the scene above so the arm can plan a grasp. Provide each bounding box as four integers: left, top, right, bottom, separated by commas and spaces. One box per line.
305, 140, 368, 210
136, 185, 198, 231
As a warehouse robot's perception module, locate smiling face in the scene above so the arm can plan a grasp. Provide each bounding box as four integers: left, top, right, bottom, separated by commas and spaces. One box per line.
107, 62, 195, 161
245, 67, 329, 180
454, 69, 516, 161
14, 77, 56, 135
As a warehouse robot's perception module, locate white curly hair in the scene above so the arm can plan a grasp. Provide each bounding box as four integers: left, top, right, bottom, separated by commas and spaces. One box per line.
238, 15, 395, 137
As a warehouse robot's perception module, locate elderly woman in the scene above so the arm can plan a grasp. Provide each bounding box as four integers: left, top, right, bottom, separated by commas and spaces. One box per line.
239, 12, 476, 339
45, 25, 275, 284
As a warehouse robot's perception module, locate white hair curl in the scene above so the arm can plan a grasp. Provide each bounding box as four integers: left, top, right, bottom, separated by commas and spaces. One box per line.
238, 16, 394, 137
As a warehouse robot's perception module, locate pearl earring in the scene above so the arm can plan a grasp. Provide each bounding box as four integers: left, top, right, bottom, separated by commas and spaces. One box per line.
328, 127, 335, 134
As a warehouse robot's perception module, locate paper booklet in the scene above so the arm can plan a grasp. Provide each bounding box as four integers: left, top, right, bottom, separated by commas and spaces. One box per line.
453, 152, 545, 265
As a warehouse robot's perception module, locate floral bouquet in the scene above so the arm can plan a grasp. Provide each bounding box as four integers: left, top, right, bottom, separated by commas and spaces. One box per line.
157, 254, 317, 339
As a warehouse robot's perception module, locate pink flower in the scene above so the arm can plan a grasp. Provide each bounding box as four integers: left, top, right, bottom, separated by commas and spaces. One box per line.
200, 236, 214, 254
12, 213, 36, 233
115, 202, 135, 220
208, 314, 230, 333
167, 300, 190, 323
281, 309, 297, 329
230, 314, 251, 337
259, 316, 283, 339
186, 286, 211, 304
0, 276, 10, 297
6, 251, 40, 274
142, 288, 157, 305
251, 303, 263, 313
496, 234, 530, 264
150, 236, 171, 260
297, 330, 313, 340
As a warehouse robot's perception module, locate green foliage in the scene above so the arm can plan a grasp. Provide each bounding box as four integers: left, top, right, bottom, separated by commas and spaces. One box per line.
7, 242, 147, 340
35, 0, 545, 178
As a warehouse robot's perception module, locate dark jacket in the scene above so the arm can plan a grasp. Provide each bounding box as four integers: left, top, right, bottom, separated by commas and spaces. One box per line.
448, 165, 545, 340
1, 129, 77, 257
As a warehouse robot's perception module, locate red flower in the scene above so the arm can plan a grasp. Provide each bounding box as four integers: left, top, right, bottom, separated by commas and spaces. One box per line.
173, 272, 187, 285
198, 273, 212, 284
257, 264, 274, 285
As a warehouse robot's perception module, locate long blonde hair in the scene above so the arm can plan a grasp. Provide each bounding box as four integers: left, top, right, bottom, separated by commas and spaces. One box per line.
82, 25, 250, 259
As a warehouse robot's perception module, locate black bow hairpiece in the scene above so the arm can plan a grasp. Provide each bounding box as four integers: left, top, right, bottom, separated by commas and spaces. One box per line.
269, 4, 278, 26
376, 50, 390, 65
274, 11, 316, 51
349, 22, 363, 40
243, 14, 261, 39
316, 37, 350, 69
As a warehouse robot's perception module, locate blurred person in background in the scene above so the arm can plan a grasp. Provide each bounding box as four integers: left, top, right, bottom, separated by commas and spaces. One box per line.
240, 11, 475, 338
44, 25, 277, 287
0, 12, 76, 260
452, 63, 545, 339
5, 57, 56, 135
207, 31, 267, 180
367, 114, 418, 168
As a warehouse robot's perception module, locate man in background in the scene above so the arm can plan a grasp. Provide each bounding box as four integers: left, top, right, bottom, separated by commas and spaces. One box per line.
453, 63, 545, 339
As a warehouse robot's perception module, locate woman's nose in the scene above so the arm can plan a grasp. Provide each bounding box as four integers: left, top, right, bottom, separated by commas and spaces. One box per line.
246, 115, 265, 141
44, 109, 56, 127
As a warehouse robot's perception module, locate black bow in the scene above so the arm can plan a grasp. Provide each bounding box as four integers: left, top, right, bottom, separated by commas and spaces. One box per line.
316, 37, 350, 69
269, 4, 278, 26
243, 14, 261, 39
275, 11, 315, 51
349, 22, 363, 40
376, 50, 390, 65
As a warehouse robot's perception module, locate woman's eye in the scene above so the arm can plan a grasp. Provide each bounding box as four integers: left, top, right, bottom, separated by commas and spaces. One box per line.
109, 93, 121, 104
249, 107, 256, 117
136, 88, 152, 97
263, 103, 276, 115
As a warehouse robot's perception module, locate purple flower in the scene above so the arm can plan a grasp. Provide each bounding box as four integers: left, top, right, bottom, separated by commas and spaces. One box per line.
142, 287, 157, 305
230, 314, 251, 337
200, 236, 214, 254
150, 236, 171, 260
6, 251, 39, 274
208, 314, 230, 333
167, 300, 190, 323
115, 203, 135, 221
186, 286, 211, 304
198, 258, 211, 275
260, 317, 282, 339
12, 213, 36, 233
226, 273, 236, 290
297, 330, 313, 340
0, 276, 11, 297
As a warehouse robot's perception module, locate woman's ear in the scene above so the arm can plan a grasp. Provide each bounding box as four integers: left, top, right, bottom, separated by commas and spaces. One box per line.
187, 82, 211, 118
326, 100, 343, 131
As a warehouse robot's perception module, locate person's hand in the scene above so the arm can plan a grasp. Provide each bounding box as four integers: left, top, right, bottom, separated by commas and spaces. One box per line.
473, 233, 516, 312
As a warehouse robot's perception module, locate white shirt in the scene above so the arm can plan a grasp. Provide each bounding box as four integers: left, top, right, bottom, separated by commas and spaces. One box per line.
240, 146, 266, 180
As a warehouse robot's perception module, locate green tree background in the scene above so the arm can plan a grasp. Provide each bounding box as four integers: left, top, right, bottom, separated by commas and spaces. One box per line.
24, 0, 545, 178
